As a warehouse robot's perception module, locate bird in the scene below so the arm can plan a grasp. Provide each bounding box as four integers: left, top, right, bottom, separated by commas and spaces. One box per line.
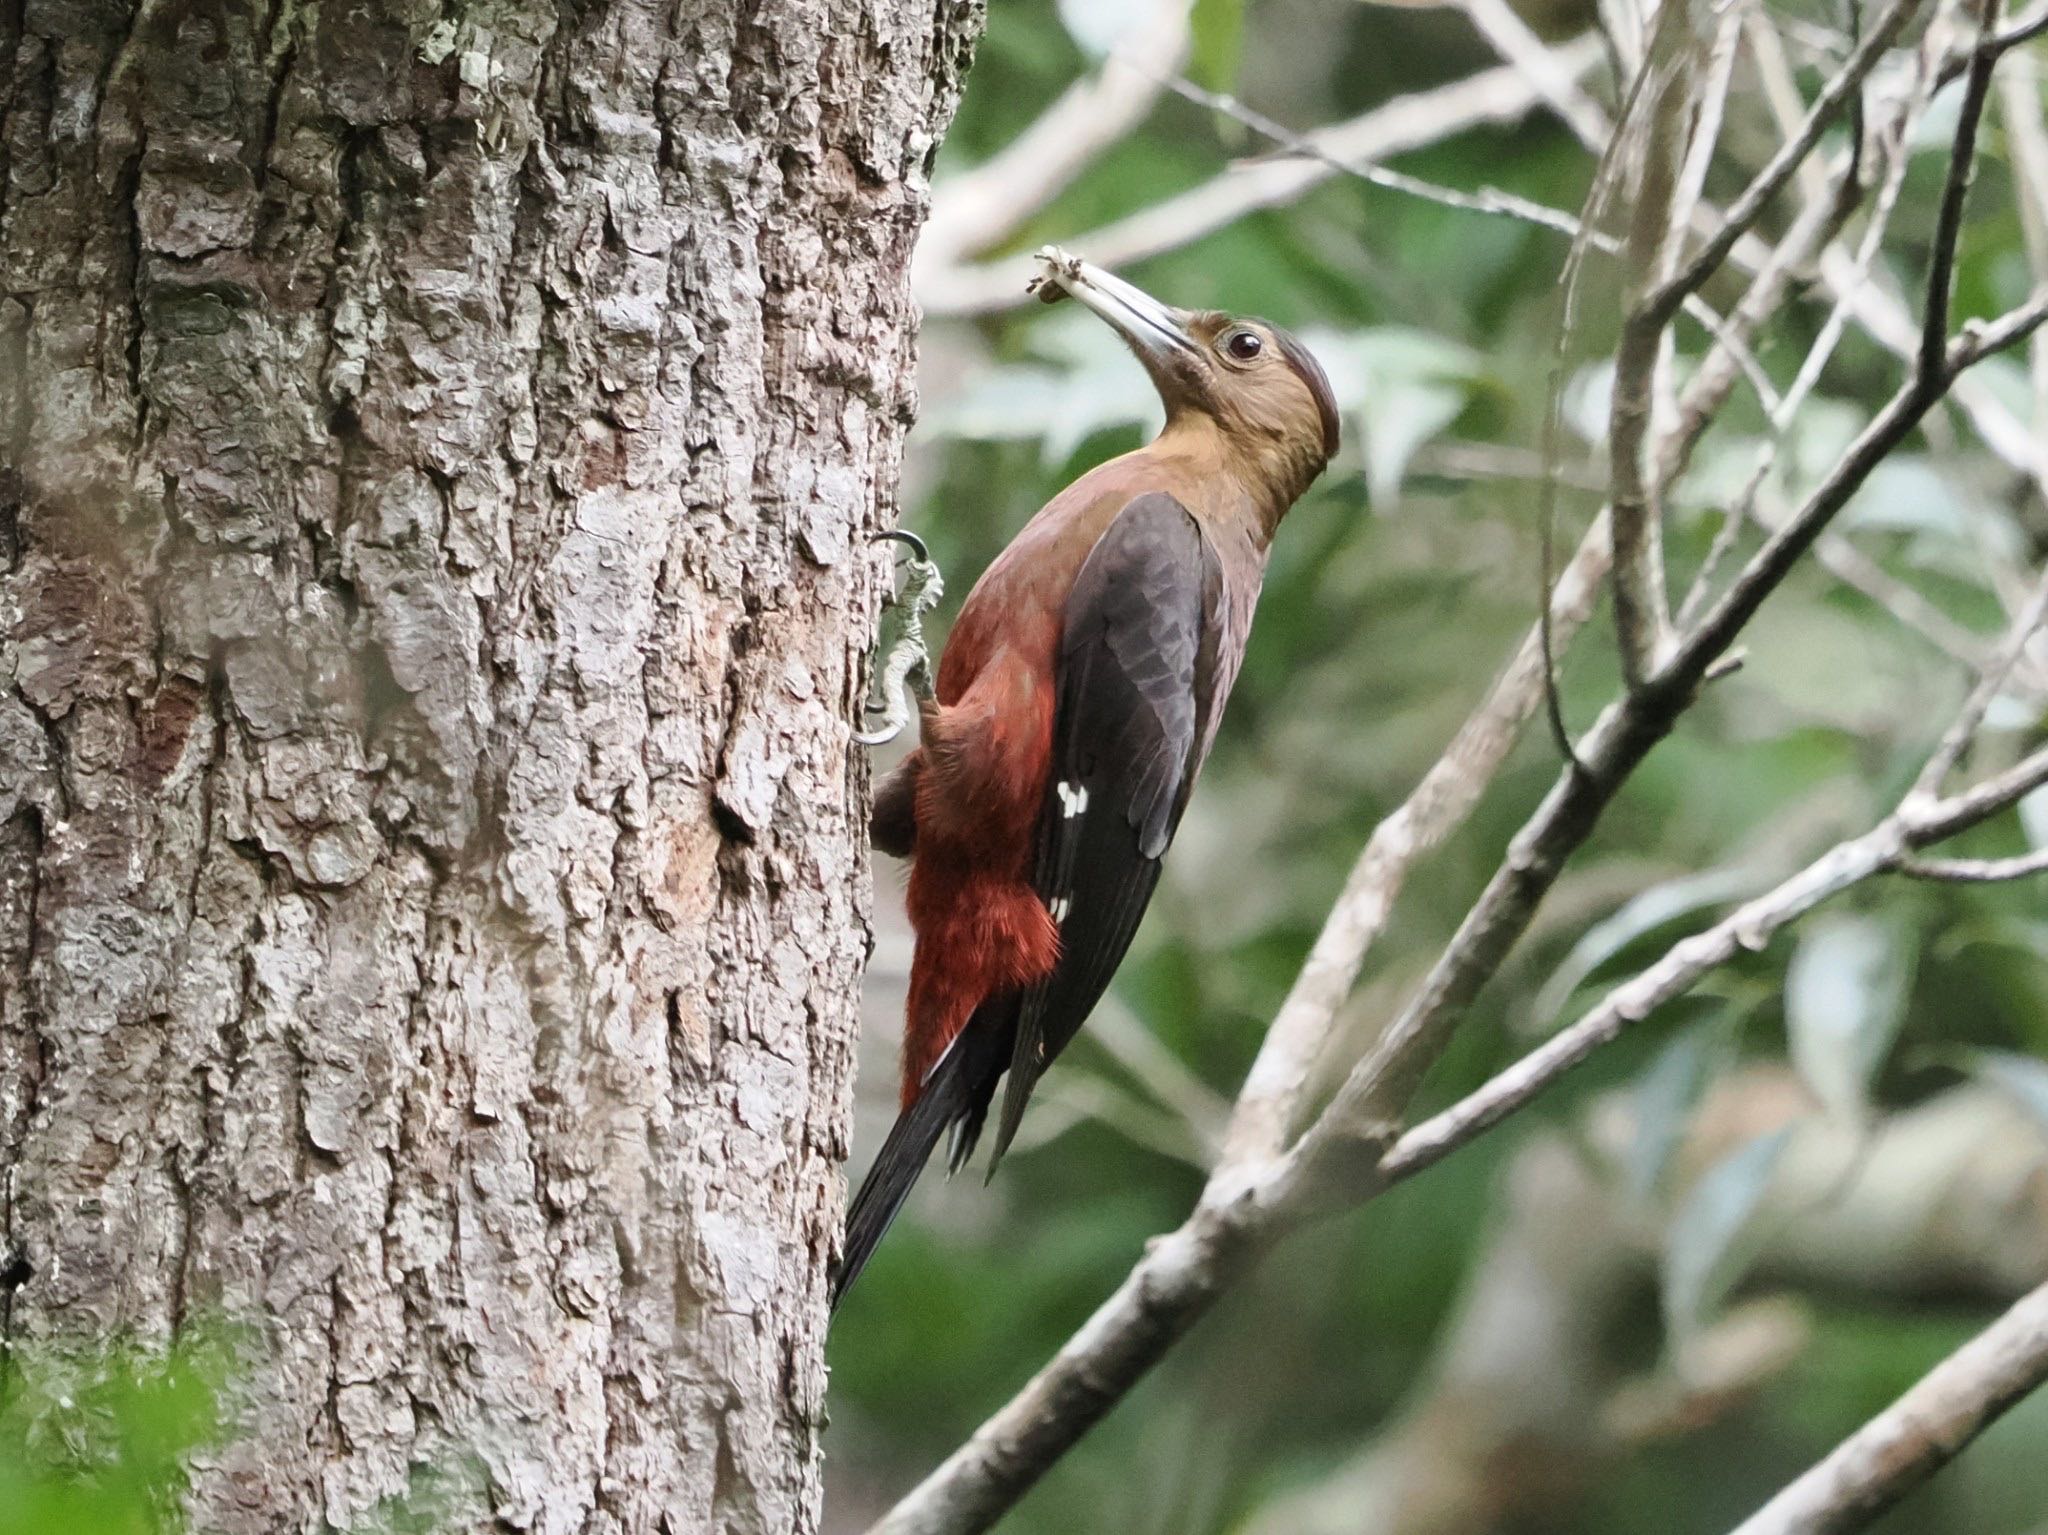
835, 249, 1340, 1308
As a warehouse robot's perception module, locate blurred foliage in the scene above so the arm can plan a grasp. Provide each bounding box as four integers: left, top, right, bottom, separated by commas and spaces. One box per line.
0, 1325, 481, 1535
0, 1327, 229, 1535
831, 0, 2048, 1531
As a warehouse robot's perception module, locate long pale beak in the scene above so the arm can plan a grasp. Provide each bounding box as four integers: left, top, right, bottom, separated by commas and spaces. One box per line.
1033, 247, 1198, 363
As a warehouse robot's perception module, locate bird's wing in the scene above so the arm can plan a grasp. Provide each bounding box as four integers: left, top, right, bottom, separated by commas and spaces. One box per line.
987, 491, 1223, 1169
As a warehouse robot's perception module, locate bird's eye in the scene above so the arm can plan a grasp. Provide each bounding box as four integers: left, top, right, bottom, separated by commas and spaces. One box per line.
1225, 330, 1263, 361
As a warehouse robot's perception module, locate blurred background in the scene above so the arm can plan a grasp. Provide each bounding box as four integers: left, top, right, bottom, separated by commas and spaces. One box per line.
825, 0, 2048, 1530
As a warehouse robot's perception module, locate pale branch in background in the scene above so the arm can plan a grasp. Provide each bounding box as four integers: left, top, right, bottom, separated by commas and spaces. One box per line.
1254, 1078, 2048, 1535
1910, 558, 2048, 803
1449, 0, 1614, 143
1223, 510, 1616, 1166
1648, 0, 1925, 321
915, 41, 1607, 315
1802, 531, 1988, 669
1728, 1279, 2048, 1535
1896, 847, 2048, 882
913, 0, 1190, 278
1607, 0, 1715, 689
1995, 31, 2048, 551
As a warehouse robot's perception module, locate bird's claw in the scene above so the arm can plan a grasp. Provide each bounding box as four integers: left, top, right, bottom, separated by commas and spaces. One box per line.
856, 529, 943, 747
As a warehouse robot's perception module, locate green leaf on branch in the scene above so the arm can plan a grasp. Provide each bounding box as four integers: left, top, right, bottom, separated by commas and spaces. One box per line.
1662, 1125, 1793, 1347
1784, 912, 1913, 1123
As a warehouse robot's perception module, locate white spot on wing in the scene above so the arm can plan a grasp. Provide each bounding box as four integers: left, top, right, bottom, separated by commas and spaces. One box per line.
1048, 896, 1071, 924
1057, 780, 1089, 818
921, 1028, 962, 1086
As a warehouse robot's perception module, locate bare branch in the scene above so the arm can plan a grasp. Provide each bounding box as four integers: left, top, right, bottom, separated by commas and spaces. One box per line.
1313, 293, 2048, 1158
915, 42, 1607, 315
1610, 0, 1712, 687
1895, 848, 2048, 882
1993, 0, 2048, 45
1387, 559, 2048, 1185
1909, 741, 2048, 838
1679, 11, 1954, 628
1909, 564, 2048, 802
1727, 1278, 2048, 1535
1221, 512, 1615, 1164
1381, 821, 1907, 1185
1651, 0, 1927, 320
914, 0, 1189, 274
1453, 0, 1613, 144
1919, 0, 2005, 384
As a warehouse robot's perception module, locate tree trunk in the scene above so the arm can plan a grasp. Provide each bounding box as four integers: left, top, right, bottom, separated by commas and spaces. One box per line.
0, 3, 979, 1530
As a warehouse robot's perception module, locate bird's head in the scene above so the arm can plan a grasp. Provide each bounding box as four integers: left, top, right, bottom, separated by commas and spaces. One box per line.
1032, 248, 1340, 523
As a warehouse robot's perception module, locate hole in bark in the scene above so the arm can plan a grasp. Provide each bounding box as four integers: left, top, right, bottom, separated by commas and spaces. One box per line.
0, 1249, 32, 1290
710, 796, 753, 847
0, 466, 20, 572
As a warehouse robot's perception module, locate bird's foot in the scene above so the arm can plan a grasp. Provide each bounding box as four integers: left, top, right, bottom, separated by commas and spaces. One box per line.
855, 529, 943, 746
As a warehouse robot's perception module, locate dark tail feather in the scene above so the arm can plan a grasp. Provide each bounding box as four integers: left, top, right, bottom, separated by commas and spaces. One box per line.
832, 1001, 1012, 1312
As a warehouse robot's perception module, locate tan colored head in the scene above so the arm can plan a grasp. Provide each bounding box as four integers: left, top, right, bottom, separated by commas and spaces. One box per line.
1034, 251, 1340, 518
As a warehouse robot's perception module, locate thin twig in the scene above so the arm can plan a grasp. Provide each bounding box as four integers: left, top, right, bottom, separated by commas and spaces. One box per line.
1611, 0, 1714, 687
1920, 0, 2005, 384
914, 0, 1190, 276
1221, 512, 1615, 1165
916, 42, 1608, 315
1651, 0, 1928, 321
1910, 565, 2048, 800
1896, 848, 2048, 882
1726, 1278, 2048, 1535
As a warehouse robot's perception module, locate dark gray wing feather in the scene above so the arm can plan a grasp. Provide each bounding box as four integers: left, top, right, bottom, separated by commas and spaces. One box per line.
988, 492, 1221, 1169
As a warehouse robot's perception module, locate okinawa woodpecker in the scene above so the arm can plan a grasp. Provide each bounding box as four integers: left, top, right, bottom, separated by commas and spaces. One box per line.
835, 249, 1339, 1307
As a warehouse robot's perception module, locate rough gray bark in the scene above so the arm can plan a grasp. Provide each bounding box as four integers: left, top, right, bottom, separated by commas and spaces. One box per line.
0, 3, 981, 1531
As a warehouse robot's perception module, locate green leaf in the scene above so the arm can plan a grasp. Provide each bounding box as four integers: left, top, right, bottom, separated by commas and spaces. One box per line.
1305, 327, 1484, 506
1626, 1025, 1717, 1199
2020, 785, 2048, 850
1189, 0, 1245, 91
1662, 1126, 1793, 1344
1533, 869, 1758, 1027
926, 309, 1163, 462
1784, 912, 1913, 1122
